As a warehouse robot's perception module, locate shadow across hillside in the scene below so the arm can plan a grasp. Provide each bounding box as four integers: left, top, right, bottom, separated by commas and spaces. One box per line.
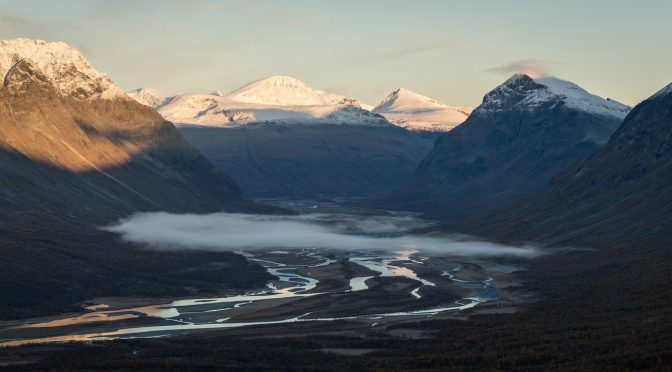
0, 143, 277, 320
179, 123, 437, 199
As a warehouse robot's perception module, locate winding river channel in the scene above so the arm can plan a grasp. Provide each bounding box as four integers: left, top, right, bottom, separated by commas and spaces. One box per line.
0, 248, 503, 347
0, 200, 528, 347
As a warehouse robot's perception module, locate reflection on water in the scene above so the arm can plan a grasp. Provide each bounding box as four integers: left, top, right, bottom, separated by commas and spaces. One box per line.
1, 248, 499, 347
347, 276, 374, 292
350, 250, 436, 298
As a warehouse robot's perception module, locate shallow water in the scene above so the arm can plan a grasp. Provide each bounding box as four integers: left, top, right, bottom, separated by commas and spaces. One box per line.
1, 248, 498, 347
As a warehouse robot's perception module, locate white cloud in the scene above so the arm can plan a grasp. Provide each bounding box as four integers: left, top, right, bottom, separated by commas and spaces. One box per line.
488, 59, 565, 79
104, 212, 540, 258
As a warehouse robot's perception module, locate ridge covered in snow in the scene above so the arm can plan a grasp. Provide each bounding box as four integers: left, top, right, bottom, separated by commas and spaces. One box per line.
0, 38, 127, 100
133, 76, 388, 127
373, 88, 472, 132
226, 75, 349, 106
479, 74, 630, 119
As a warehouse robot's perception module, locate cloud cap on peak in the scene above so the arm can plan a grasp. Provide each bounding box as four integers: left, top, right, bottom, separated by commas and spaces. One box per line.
487, 59, 565, 79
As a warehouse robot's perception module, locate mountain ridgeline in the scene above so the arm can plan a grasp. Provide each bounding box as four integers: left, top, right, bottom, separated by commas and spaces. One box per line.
374, 74, 630, 218
129, 75, 473, 132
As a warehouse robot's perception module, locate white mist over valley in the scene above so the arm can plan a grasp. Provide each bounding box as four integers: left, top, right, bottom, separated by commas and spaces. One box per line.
105, 212, 540, 258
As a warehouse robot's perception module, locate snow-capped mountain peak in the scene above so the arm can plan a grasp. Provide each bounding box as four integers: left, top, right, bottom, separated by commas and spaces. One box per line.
480, 74, 630, 119
373, 88, 472, 132
225, 75, 346, 106
0, 38, 126, 100
374, 87, 448, 113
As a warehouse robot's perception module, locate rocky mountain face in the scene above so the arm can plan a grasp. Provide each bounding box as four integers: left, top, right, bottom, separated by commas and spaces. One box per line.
0, 39, 270, 319
374, 74, 630, 217
451, 81, 672, 248
0, 39, 254, 222
373, 88, 472, 132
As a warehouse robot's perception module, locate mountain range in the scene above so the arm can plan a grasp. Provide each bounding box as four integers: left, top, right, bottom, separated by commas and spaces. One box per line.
130, 76, 388, 127
129, 76, 471, 132
128, 77, 447, 198
373, 74, 630, 217
1, 24, 671, 370
448, 80, 672, 248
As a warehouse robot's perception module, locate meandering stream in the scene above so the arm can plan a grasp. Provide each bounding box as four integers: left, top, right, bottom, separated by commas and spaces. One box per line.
0, 248, 500, 347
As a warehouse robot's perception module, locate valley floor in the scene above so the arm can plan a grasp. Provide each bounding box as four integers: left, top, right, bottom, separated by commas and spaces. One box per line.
0, 199, 670, 370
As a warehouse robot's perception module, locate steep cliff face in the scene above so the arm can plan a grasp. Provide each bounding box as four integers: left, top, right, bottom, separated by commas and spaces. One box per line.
0, 40, 254, 223
375, 74, 628, 218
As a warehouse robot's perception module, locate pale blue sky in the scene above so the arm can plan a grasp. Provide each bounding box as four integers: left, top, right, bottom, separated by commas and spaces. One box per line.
0, 0, 670, 106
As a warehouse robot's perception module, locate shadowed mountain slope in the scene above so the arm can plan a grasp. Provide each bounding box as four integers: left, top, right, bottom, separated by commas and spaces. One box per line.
441, 81, 672, 249
374, 74, 629, 218
0, 39, 273, 319
179, 123, 436, 199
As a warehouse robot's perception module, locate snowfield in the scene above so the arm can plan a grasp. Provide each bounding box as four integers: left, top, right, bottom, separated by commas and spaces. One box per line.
133, 76, 388, 127
129, 76, 469, 130
373, 88, 472, 132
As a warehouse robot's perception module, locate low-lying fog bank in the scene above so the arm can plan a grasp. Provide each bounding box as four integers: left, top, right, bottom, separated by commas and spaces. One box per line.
104, 212, 540, 258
